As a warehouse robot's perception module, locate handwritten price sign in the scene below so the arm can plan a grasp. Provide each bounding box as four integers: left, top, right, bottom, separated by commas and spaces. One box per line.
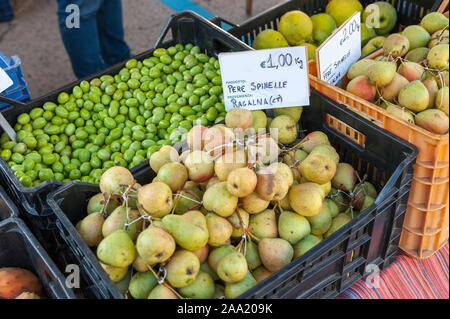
317, 12, 361, 85
219, 46, 310, 111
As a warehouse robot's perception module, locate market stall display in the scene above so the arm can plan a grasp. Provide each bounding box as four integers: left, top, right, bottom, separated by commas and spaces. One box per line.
47, 89, 417, 299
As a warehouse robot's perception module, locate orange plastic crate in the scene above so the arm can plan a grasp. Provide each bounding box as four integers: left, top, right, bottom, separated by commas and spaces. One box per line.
309, 47, 449, 259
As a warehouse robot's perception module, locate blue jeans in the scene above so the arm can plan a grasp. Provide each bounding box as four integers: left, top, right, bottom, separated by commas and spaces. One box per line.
0, 0, 14, 22
57, 0, 131, 79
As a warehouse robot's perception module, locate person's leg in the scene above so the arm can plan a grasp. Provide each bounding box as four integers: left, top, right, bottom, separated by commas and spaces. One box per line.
57, 0, 107, 78
0, 0, 14, 22
96, 0, 131, 66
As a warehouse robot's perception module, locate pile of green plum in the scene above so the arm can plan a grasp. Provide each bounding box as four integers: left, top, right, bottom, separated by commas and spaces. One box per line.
0, 43, 225, 187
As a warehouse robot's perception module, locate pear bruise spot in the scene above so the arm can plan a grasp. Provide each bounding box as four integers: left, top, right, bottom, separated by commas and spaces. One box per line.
233, 183, 238, 189
186, 267, 193, 275
156, 252, 163, 259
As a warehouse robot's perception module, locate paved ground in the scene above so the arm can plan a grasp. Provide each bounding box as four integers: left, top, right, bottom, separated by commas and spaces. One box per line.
0, 0, 282, 99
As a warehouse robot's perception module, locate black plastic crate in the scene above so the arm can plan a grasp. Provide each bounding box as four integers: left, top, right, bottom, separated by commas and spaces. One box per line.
0, 218, 75, 299
227, 0, 443, 47
0, 11, 251, 217
47, 89, 417, 299
0, 185, 18, 220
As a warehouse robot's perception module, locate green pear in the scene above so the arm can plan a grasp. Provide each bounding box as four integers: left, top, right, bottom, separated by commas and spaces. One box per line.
347, 59, 376, 80
383, 33, 410, 57
361, 22, 377, 45
228, 208, 250, 238
147, 285, 179, 299
76, 212, 104, 247
436, 86, 449, 116
386, 103, 416, 125
293, 235, 322, 258
206, 213, 233, 246
224, 271, 257, 299
217, 251, 248, 283
208, 245, 236, 273
420, 12, 449, 34
156, 162, 188, 192
278, 211, 310, 244
200, 262, 220, 282
250, 110, 268, 130
428, 29, 449, 48
138, 182, 173, 218
203, 182, 238, 217
162, 210, 209, 251
360, 195, 375, 212
299, 153, 337, 185
133, 254, 151, 272
288, 183, 324, 217
174, 182, 203, 215
249, 209, 278, 239
422, 76, 440, 108
415, 109, 449, 134
398, 80, 430, 112
258, 238, 293, 272
361, 36, 386, 56
136, 226, 175, 265
402, 25, 430, 50
102, 206, 139, 240
428, 44, 449, 71
367, 61, 397, 86
352, 182, 378, 210
97, 230, 136, 268
165, 250, 200, 288
149, 145, 179, 173
178, 271, 215, 299
324, 213, 352, 238
323, 198, 340, 218
87, 193, 119, 215
283, 148, 308, 168
213, 284, 225, 299
115, 268, 132, 294
397, 61, 424, 82
241, 192, 270, 214
129, 271, 157, 299
405, 47, 430, 63
244, 240, 261, 270
269, 115, 298, 144
381, 73, 409, 102
307, 204, 332, 236
99, 262, 128, 283
273, 106, 303, 122
329, 188, 349, 213
332, 163, 357, 192
252, 266, 273, 283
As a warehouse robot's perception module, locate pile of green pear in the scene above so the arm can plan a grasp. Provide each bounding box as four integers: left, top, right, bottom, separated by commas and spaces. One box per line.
346, 11, 449, 135
76, 108, 378, 299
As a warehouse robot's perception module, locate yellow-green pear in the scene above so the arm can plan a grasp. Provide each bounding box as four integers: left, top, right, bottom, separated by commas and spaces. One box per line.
162, 210, 209, 251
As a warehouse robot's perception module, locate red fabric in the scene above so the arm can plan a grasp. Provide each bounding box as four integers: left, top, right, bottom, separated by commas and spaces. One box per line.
338, 243, 449, 299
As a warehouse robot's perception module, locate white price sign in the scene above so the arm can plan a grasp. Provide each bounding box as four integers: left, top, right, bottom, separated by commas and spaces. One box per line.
219, 46, 310, 111
0, 68, 13, 94
316, 12, 361, 85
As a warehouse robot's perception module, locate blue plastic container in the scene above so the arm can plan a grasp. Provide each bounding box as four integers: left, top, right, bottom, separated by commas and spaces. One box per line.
0, 51, 31, 109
